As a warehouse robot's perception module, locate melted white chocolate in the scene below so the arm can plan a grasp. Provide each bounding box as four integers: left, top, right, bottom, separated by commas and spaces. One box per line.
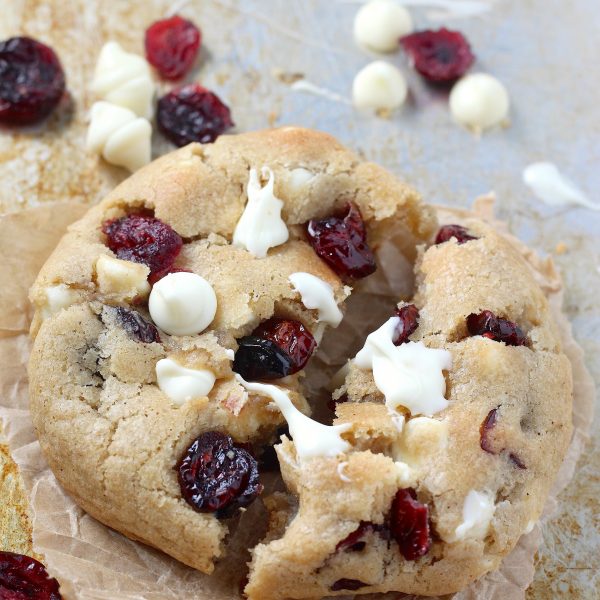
453, 490, 495, 541
92, 41, 155, 119
355, 317, 451, 416
86, 101, 151, 172
235, 375, 351, 460
289, 272, 343, 326
233, 168, 289, 258
156, 358, 216, 405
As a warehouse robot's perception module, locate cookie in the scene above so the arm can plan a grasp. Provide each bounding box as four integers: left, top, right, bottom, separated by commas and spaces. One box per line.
245, 220, 573, 599
28, 127, 434, 574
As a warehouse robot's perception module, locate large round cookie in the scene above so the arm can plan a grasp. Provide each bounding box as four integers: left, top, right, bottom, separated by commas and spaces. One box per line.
28, 127, 434, 574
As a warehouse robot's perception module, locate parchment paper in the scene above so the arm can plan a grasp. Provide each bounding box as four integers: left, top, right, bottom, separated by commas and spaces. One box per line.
0, 200, 594, 600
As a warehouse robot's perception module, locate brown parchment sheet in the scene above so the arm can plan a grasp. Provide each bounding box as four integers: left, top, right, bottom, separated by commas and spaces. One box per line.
0, 198, 594, 600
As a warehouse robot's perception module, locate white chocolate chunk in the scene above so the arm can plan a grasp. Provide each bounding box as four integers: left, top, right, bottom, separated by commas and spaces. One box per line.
92, 41, 155, 119
41, 284, 79, 319
233, 167, 289, 258
289, 272, 343, 327
450, 73, 510, 131
353, 61, 407, 110
86, 101, 151, 172
288, 167, 315, 191
353, 0, 413, 53
156, 358, 216, 405
355, 317, 452, 416
453, 490, 495, 541
149, 272, 217, 336
235, 375, 351, 460
397, 416, 448, 465
95, 255, 150, 299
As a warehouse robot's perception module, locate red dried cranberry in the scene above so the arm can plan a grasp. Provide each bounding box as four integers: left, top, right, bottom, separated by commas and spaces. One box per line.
0, 37, 66, 125
480, 408, 499, 454
393, 304, 419, 345
467, 311, 527, 346
157, 84, 234, 146
148, 266, 191, 285
145, 15, 201, 80
177, 431, 262, 516
435, 224, 477, 245
102, 213, 182, 279
509, 453, 527, 469
390, 488, 431, 561
115, 307, 161, 343
330, 579, 367, 591
233, 337, 293, 380
253, 318, 316, 374
336, 521, 375, 552
0, 552, 62, 600
306, 203, 376, 281
400, 28, 474, 83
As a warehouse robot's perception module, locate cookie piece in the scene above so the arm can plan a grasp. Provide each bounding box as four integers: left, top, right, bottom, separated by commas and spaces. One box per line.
28, 127, 433, 573
245, 220, 573, 599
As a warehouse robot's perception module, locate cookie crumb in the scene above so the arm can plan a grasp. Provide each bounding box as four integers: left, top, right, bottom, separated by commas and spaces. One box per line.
272, 68, 305, 85
555, 242, 568, 255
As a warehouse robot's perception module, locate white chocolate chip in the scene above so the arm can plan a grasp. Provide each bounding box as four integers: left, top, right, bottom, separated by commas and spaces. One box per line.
156, 358, 216, 405
149, 272, 217, 336
453, 490, 495, 541
95, 254, 150, 299
353, 61, 408, 110
41, 284, 79, 319
353, 0, 413, 53
449, 73, 510, 131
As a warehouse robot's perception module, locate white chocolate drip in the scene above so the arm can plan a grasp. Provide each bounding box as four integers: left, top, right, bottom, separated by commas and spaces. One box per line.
235, 375, 351, 460
156, 358, 216, 406
86, 101, 151, 172
523, 162, 599, 211
355, 317, 452, 416
91, 41, 155, 119
289, 272, 343, 327
453, 490, 495, 541
233, 168, 289, 258
148, 272, 217, 336
352, 61, 407, 110
353, 0, 413, 53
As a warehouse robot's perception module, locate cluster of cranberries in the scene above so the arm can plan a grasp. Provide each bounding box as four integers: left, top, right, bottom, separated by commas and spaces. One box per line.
0, 551, 62, 599
467, 310, 527, 346
144, 15, 234, 146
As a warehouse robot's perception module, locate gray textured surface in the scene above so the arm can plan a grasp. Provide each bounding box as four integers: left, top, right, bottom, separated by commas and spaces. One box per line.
0, 0, 598, 597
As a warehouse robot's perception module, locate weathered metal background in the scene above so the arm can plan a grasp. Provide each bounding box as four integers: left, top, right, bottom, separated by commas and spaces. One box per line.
0, 0, 598, 597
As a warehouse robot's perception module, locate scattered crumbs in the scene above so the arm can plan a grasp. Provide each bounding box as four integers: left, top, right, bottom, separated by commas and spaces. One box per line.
215, 71, 230, 86
268, 110, 279, 127
376, 107, 393, 120
555, 242, 568, 255
271, 67, 305, 85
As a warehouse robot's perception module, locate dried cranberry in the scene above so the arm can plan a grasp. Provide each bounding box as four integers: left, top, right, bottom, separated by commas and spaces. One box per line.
330, 579, 367, 591
435, 224, 477, 245
115, 307, 161, 343
148, 266, 191, 285
145, 15, 201, 80
480, 408, 499, 454
0, 37, 66, 125
390, 488, 431, 561
467, 311, 527, 346
336, 521, 376, 552
0, 552, 62, 600
253, 318, 316, 374
509, 453, 527, 469
400, 28, 474, 83
232, 337, 293, 381
157, 84, 234, 146
306, 203, 376, 281
393, 304, 419, 345
102, 213, 182, 279
177, 431, 262, 516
